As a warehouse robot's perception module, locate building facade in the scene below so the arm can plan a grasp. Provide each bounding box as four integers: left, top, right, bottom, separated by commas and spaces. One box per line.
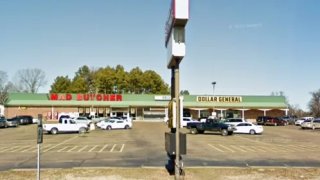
4, 93, 288, 121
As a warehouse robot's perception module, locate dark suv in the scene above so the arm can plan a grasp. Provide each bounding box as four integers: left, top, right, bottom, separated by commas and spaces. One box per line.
265, 117, 287, 126
14, 115, 33, 125
256, 116, 272, 125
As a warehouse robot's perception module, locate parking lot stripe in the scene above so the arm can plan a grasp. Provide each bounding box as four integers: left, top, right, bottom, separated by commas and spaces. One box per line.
273, 146, 287, 152
88, 145, 98, 152
208, 144, 224, 152
42, 136, 78, 152
275, 145, 296, 152
0, 146, 9, 151
248, 146, 267, 152
110, 144, 117, 152
98, 144, 109, 153
10, 146, 29, 152
119, 144, 125, 152
218, 144, 236, 153
238, 146, 257, 152
0, 147, 10, 152
261, 145, 280, 152
67, 146, 78, 152
294, 145, 319, 152
43, 136, 78, 153
229, 145, 247, 152
36, 145, 55, 153
77, 145, 88, 152
21, 146, 36, 152
0, 146, 19, 152
285, 145, 305, 152
57, 146, 70, 152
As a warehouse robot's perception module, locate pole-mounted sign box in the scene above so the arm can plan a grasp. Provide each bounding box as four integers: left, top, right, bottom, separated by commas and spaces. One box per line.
37, 114, 43, 144
165, 0, 189, 69
165, 0, 189, 47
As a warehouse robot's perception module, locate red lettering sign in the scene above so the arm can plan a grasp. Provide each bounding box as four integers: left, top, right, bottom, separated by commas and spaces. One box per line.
96, 94, 102, 101
49, 94, 123, 101
66, 93, 72, 100
116, 94, 122, 101
77, 94, 82, 101
50, 93, 58, 100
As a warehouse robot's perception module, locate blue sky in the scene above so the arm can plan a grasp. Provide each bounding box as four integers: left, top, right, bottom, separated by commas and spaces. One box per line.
0, 0, 319, 110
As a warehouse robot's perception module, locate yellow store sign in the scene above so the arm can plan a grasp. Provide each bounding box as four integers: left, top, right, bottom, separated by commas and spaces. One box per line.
197, 96, 242, 103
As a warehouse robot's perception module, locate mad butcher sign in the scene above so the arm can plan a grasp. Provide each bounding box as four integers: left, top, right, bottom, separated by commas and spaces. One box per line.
50, 93, 123, 101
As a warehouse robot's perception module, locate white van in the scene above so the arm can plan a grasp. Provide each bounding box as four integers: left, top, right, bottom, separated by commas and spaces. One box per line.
295, 117, 314, 126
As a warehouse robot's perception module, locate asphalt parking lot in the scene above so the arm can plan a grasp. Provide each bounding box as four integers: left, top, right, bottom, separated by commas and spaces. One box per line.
0, 121, 320, 171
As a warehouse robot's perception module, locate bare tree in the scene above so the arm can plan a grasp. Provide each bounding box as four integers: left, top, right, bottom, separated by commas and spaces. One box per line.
288, 104, 306, 117
0, 71, 9, 105
308, 89, 320, 117
15, 68, 47, 93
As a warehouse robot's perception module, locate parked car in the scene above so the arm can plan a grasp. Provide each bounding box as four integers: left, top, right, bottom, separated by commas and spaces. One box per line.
5, 118, 19, 127
100, 119, 132, 130
281, 115, 297, 125
14, 115, 33, 125
301, 119, 320, 130
97, 117, 121, 128
164, 116, 197, 128
73, 116, 93, 125
295, 117, 314, 126
233, 122, 263, 135
223, 118, 246, 126
186, 118, 235, 136
43, 118, 88, 135
265, 117, 287, 126
0, 117, 8, 128
256, 116, 272, 125
181, 117, 198, 127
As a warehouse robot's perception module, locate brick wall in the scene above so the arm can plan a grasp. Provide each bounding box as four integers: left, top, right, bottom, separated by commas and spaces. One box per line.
245, 109, 285, 122
6, 106, 78, 120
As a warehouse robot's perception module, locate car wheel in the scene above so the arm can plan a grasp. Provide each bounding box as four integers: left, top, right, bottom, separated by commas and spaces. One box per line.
124, 125, 129, 129
51, 128, 58, 135
221, 129, 228, 136
190, 128, 198, 134
106, 126, 112, 130
249, 129, 255, 135
79, 127, 86, 134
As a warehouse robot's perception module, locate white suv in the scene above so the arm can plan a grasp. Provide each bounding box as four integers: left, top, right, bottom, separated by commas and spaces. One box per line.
295, 117, 314, 126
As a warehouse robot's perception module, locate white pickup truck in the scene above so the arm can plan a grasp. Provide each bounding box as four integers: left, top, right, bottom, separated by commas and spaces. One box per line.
43, 119, 88, 135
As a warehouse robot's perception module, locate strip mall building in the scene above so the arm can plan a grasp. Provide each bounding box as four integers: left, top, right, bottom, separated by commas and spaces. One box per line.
4, 93, 288, 121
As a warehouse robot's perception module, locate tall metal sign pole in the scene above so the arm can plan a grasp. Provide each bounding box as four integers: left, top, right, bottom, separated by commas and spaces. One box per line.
164, 1, 189, 179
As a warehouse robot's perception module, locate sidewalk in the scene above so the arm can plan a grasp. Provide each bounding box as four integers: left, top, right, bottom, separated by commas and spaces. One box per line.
1, 167, 320, 180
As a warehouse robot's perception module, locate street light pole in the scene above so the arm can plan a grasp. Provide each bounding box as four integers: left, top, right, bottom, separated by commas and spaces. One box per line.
212, 81, 216, 95
211, 82, 216, 119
